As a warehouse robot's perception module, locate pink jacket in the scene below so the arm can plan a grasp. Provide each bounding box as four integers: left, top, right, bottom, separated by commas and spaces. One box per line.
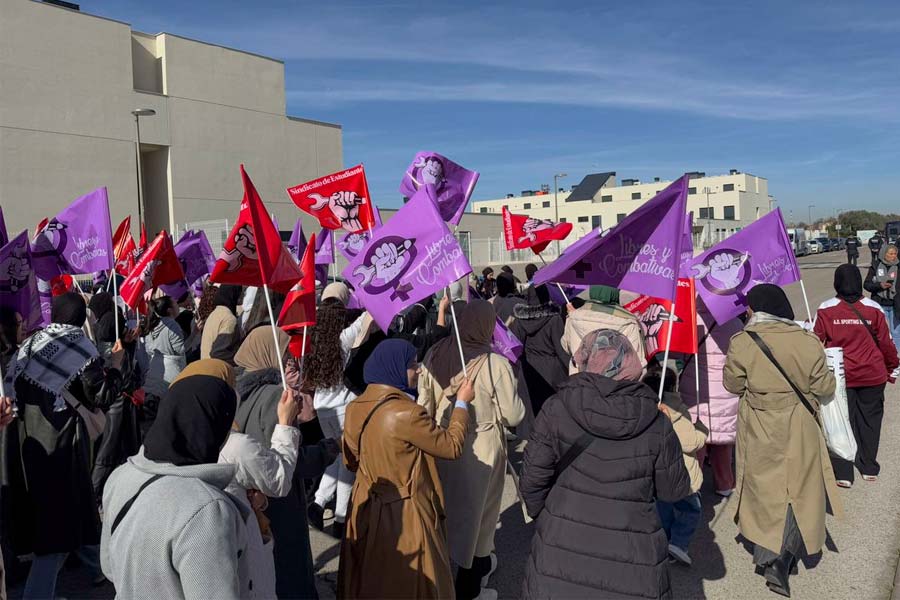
679, 306, 742, 445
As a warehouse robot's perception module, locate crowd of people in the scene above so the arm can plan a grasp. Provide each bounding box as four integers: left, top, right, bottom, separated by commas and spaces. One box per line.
0, 246, 896, 600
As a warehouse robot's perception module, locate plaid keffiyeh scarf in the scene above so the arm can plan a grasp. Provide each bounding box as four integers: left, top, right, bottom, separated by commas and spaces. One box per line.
9, 324, 99, 411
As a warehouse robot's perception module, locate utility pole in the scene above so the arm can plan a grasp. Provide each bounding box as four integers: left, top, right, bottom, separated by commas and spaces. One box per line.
553, 173, 567, 256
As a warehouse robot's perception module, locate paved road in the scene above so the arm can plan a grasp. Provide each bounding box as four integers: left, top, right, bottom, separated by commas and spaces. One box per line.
14, 250, 900, 599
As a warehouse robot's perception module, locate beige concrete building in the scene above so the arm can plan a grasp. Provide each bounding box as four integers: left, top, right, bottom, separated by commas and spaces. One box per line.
0, 0, 342, 243
473, 170, 775, 253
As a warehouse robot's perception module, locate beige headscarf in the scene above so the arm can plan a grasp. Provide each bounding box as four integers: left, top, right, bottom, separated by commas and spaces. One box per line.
234, 326, 291, 372
171, 358, 236, 389
425, 299, 496, 390
321, 282, 350, 305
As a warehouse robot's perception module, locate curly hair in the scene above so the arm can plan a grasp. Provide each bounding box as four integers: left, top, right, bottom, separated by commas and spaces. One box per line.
301, 298, 347, 390
196, 282, 218, 323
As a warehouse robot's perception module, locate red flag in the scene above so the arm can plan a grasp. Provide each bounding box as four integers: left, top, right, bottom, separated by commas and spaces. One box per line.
502, 206, 573, 254
286, 165, 375, 234
50, 274, 74, 296
624, 278, 698, 359
210, 165, 302, 294
139, 223, 148, 252
112, 217, 137, 276
120, 231, 185, 309
34, 217, 49, 241
278, 233, 317, 330
288, 333, 312, 359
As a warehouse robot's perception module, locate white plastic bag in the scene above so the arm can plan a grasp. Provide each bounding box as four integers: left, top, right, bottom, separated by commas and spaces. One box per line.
820, 348, 858, 462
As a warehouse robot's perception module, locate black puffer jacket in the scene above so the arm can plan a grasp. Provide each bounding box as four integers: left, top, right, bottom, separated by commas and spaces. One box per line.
520, 373, 691, 599
511, 303, 570, 415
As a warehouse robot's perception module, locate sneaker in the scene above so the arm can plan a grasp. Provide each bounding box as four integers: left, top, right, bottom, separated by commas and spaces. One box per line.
307, 502, 325, 531
481, 553, 498, 588
474, 588, 498, 600
715, 489, 734, 498
331, 520, 346, 539
862, 474, 878, 482
668, 544, 692, 566
835, 480, 852, 488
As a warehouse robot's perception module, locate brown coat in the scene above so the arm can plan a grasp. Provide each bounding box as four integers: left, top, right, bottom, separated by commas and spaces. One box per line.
338, 385, 468, 600
660, 392, 708, 494
723, 319, 843, 555
418, 353, 525, 568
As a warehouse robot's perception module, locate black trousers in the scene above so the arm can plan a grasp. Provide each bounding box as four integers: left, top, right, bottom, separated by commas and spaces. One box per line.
832, 383, 886, 482
456, 554, 492, 600
848, 254, 858, 265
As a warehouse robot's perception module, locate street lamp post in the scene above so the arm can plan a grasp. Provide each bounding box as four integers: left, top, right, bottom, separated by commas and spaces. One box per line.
808, 204, 815, 228
131, 108, 156, 232
553, 173, 567, 256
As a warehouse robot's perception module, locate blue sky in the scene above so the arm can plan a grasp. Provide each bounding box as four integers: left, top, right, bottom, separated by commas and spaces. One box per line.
88, 0, 900, 221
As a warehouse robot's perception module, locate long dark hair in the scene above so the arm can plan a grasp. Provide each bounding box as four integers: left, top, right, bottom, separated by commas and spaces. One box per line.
145, 296, 175, 335
242, 289, 286, 337
301, 298, 347, 389
0, 307, 20, 358
197, 282, 218, 323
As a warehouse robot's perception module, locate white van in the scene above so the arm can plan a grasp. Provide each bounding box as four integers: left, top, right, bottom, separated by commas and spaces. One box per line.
788, 229, 809, 256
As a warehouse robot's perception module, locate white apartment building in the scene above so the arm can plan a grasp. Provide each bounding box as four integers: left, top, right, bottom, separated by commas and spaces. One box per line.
472, 170, 775, 253
0, 0, 343, 244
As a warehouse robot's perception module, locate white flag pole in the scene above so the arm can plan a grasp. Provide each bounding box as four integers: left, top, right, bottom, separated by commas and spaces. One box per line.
799, 279, 813, 322
262, 283, 288, 390
694, 347, 701, 421
447, 290, 468, 379
657, 298, 677, 401
300, 324, 308, 363
330, 230, 336, 285
72, 278, 95, 342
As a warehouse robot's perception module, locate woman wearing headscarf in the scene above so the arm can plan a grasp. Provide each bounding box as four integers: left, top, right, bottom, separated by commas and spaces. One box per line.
561, 285, 647, 374
100, 359, 250, 599
815, 265, 898, 487
88, 291, 123, 358
519, 329, 689, 599
138, 295, 186, 438
865, 243, 900, 350
490, 271, 525, 326
724, 284, 840, 597
307, 283, 367, 539
200, 284, 243, 362
3, 293, 124, 599
234, 327, 338, 600
339, 339, 473, 599
511, 284, 570, 416
419, 300, 525, 600
479, 267, 496, 298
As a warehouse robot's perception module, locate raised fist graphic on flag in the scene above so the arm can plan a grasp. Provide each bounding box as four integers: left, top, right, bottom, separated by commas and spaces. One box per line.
307, 190, 366, 232
221, 224, 258, 272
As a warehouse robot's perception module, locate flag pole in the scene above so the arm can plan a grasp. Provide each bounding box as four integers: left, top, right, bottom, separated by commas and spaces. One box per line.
657, 297, 677, 401
330, 230, 336, 285
72, 278, 95, 342
262, 283, 288, 389
447, 291, 468, 379
694, 346, 701, 422
799, 279, 813, 322
537, 253, 570, 303
111, 272, 120, 341
300, 324, 308, 363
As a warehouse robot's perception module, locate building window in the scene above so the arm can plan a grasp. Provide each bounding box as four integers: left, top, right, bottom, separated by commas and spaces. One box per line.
617, 213, 626, 224
542, 201, 550, 208
631, 192, 641, 200
723, 183, 735, 192
688, 187, 697, 195
601, 194, 613, 203
592, 215, 601, 229
523, 203, 531, 209
699, 207, 715, 219
577, 216, 589, 223
723, 205, 735, 220
560, 218, 567, 223
479, 207, 488, 213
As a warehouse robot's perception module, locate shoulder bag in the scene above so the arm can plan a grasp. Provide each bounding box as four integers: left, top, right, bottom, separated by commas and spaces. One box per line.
745, 331, 817, 422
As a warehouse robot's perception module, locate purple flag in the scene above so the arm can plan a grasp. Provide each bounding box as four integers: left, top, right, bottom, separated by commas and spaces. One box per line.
337, 205, 383, 262
315, 228, 334, 265
678, 212, 695, 278
287, 218, 308, 261
160, 230, 216, 298
547, 283, 589, 306
0, 231, 43, 332
0, 207, 8, 248
315, 264, 329, 287
533, 175, 689, 301
689, 208, 799, 324
343, 185, 473, 332
491, 317, 523, 363
399, 151, 479, 225
32, 187, 114, 279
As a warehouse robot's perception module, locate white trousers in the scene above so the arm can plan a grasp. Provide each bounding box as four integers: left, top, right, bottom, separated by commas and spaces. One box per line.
314, 410, 355, 522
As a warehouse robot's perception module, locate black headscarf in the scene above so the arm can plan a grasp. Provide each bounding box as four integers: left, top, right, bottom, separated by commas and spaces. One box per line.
747, 284, 794, 320
496, 272, 517, 297
525, 283, 551, 307
143, 374, 237, 466
51, 292, 87, 327
834, 264, 863, 303
524, 263, 538, 282
89, 291, 123, 343
213, 284, 242, 315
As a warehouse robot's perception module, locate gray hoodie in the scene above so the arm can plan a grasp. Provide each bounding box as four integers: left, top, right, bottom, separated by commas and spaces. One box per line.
143, 317, 186, 397
101, 449, 250, 600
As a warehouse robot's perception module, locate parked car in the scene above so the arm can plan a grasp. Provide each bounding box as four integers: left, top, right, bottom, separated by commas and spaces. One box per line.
830, 238, 841, 251
808, 239, 822, 254
816, 237, 831, 252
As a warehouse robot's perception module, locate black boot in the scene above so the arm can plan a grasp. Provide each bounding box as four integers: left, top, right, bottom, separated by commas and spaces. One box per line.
764, 553, 795, 598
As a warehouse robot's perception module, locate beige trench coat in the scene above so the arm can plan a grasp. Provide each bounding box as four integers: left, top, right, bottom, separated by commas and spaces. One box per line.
418, 353, 525, 568
723, 320, 843, 555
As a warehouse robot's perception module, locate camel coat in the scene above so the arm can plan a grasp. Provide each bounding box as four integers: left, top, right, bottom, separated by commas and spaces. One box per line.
723, 320, 843, 555
418, 353, 525, 568
338, 385, 469, 600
